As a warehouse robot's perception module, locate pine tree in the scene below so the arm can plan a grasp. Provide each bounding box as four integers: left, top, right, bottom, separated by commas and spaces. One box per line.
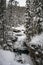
25, 0, 43, 42
0, 0, 6, 46
8, 0, 18, 26
6, 0, 18, 43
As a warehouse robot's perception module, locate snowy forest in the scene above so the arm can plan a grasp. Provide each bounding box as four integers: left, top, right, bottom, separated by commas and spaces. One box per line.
0, 0, 43, 65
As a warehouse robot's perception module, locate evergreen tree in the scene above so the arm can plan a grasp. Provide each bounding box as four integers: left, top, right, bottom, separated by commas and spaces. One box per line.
0, 0, 6, 45
8, 0, 18, 26
25, 0, 43, 41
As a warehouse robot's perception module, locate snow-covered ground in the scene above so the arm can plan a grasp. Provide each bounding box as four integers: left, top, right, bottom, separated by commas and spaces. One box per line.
0, 49, 33, 65
30, 32, 43, 47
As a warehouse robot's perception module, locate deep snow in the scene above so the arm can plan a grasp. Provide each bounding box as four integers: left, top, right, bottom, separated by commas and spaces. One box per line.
30, 32, 43, 47
0, 49, 33, 65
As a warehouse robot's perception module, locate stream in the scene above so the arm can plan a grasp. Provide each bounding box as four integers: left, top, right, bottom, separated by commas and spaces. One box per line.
0, 25, 34, 65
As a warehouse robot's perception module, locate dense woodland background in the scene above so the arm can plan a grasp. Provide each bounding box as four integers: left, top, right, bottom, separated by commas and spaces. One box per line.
0, 0, 43, 65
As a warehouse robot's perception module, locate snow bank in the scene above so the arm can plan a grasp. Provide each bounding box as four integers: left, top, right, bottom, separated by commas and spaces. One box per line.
0, 50, 15, 65
0, 50, 31, 65
30, 33, 43, 46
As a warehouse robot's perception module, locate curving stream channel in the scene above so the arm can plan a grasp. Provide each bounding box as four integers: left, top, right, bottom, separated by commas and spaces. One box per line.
0, 25, 34, 65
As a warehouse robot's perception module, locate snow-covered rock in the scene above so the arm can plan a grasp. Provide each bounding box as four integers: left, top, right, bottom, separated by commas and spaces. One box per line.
12, 25, 26, 50
29, 33, 43, 48
7, 42, 13, 46
0, 45, 2, 49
